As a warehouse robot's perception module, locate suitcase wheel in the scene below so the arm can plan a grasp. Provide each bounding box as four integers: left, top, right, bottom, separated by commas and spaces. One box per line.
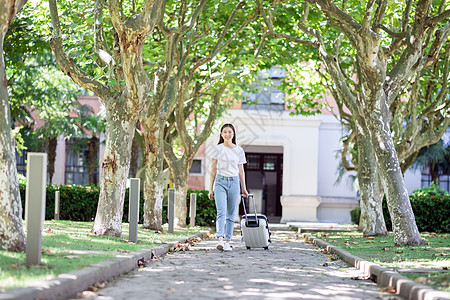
246, 246, 251, 250
264, 246, 269, 250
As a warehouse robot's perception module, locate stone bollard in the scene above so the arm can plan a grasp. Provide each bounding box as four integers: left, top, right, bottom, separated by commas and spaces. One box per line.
54, 191, 60, 220
189, 193, 197, 227
168, 188, 175, 233
25, 153, 47, 266
128, 178, 140, 243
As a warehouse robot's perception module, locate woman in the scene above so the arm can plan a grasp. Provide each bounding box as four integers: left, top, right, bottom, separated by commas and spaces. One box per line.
208, 123, 249, 251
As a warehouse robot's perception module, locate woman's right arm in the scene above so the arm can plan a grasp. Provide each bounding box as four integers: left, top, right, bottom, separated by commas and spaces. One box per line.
208, 158, 217, 200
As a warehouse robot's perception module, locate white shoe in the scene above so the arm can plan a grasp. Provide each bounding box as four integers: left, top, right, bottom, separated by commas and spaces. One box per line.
223, 242, 232, 251
216, 241, 224, 251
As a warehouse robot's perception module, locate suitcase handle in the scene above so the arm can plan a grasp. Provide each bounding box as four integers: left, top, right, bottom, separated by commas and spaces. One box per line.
242, 194, 259, 227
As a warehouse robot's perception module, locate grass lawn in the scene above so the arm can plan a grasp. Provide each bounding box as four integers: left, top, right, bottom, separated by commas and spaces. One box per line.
0, 220, 211, 292
311, 231, 450, 292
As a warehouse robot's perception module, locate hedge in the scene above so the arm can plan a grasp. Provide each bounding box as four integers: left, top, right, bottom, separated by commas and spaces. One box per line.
350, 183, 450, 233
19, 183, 216, 227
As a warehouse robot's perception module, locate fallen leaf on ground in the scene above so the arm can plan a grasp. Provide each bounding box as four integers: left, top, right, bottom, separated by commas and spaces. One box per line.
381, 247, 389, 251
379, 241, 388, 243
395, 251, 403, 254
137, 258, 146, 268
87, 286, 98, 292
96, 281, 108, 289
380, 286, 396, 293
10, 264, 18, 270
117, 248, 130, 253
366, 237, 375, 240
76, 291, 97, 298
328, 253, 339, 260
351, 276, 370, 280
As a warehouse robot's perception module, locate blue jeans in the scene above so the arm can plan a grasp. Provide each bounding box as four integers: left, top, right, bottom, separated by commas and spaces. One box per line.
214, 174, 240, 241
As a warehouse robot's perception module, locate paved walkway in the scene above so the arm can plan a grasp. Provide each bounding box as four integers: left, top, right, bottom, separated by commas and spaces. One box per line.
76, 228, 404, 300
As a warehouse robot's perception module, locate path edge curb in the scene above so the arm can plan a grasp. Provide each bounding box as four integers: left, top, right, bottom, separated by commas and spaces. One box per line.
0, 231, 211, 300
303, 234, 450, 300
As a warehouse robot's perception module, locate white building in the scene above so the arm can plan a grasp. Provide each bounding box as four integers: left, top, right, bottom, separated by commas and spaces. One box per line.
194, 66, 438, 224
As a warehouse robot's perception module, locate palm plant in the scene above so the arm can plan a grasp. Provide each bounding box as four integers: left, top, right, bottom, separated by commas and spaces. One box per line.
411, 139, 450, 185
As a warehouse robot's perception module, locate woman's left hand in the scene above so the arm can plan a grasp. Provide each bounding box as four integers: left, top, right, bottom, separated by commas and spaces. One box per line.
242, 189, 249, 198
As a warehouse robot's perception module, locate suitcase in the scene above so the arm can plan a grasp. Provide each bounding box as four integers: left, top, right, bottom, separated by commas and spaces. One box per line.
240, 194, 271, 250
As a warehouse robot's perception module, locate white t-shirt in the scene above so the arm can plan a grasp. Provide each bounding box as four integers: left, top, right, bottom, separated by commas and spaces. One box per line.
211, 144, 247, 177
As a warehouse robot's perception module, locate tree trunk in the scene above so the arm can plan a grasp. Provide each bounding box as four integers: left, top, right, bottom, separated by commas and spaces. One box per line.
365, 104, 424, 245
141, 120, 164, 230
87, 135, 99, 185
92, 111, 135, 236
356, 128, 387, 236
47, 136, 57, 183
0, 24, 26, 252
172, 165, 189, 228
430, 162, 439, 185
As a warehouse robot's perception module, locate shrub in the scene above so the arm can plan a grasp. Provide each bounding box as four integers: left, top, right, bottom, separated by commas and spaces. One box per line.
350, 184, 449, 233
383, 183, 450, 233
18, 184, 214, 226
186, 189, 216, 227
19, 183, 148, 223
350, 207, 361, 225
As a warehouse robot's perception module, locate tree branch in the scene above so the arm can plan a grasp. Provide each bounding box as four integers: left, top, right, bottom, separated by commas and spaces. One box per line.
141, 0, 158, 24
362, 0, 376, 32
174, 81, 194, 155
94, 0, 113, 67
181, 0, 208, 34
306, 0, 361, 34
377, 24, 406, 38
257, 0, 318, 47
422, 24, 450, 68
402, 0, 413, 32
341, 130, 357, 172
193, 85, 227, 154
372, 0, 387, 33
108, 0, 124, 34
189, 2, 259, 77
426, 9, 450, 28
48, 0, 112, 102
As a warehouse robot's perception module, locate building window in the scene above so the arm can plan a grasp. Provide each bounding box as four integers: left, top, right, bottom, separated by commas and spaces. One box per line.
65, 139, 98, 185
15, 150, 27, 177
189, 159, 203, 175
242, 66, 286, 111
263, 155, 277, 171
421, 174, 450, 192
247, 154, 261, 170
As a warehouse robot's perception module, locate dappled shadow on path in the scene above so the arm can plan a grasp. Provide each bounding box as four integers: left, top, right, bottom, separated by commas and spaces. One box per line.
84, 230, 404, 300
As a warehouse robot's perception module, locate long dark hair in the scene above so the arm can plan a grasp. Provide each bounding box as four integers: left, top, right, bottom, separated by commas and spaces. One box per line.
217, 123, 237, 145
